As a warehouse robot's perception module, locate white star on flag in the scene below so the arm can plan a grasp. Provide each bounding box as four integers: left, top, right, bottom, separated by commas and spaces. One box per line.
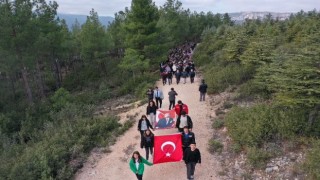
166, 152, 171, 157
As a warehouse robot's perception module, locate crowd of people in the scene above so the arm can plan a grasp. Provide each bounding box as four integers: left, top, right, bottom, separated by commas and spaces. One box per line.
130, 42, 208, 180
159, 42, 197, 85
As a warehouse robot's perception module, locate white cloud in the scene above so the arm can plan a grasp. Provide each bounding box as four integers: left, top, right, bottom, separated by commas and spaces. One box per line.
52, 0, 319, 16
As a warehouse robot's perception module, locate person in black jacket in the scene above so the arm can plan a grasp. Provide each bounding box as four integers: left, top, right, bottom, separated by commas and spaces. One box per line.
146, 101, 158, 128
146, 88, 154, 101
181, 126, 196, 154
167, 71, 173, 85
138, 115, 154, 148
199, 79, 208, 101
189, 69, 195, 83
141, 129, 154, 160
175, 70, 181, 84
176, 111, 193, 132
183, 143, 201, 180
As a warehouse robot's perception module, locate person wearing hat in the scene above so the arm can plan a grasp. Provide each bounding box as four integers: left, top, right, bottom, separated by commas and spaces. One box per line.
183, 143, 201, 180
176, 111, 193, 132
199, 79, 208, 101
174, 100, 189, 116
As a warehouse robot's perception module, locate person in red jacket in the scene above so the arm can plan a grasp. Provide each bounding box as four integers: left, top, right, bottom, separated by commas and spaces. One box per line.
174, 100, 189, 116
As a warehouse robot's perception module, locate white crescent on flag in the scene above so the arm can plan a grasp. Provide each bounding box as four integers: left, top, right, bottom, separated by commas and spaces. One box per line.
161, 141, 176, 152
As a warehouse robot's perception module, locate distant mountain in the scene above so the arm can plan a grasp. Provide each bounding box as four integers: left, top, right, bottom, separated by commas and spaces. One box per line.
57, 13, 114, 29
57, 12, 292, 29
229, 12, 292, 23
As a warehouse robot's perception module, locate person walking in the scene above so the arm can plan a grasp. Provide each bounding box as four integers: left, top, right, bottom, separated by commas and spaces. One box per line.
161, 71, 168, 85
199, 79, 208, 101
141, 129, 154, 160
182, 70, 188, 84
129, 151, 153, 180
167, 71, 173, 85
168, 88, 178, 110
183, 143, 201, 180
146, 101, 158, 128
174, 100, 189, 116
172, 63, 177, 74
181, 126, 196, 154
189, 69, 195, 83
176, 111, 193, 132
153, 87, 164, 108
146, 88, 154, 101
175, 70, 181, 84
138, 115, 154, 148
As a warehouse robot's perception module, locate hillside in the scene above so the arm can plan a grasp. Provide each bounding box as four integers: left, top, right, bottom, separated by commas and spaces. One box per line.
56, 11, 292, 29
0, 0, 319, 179
57, 13, 114, 28
229, 12, 292, 23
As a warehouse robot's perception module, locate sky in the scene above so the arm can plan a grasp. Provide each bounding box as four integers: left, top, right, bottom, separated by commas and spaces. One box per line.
53, 0, 320, 17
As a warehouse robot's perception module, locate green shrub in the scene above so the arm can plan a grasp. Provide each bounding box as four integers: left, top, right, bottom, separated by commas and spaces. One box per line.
50, 88, 73, 112
49, 103, 94, 122
247, 147, 271, 169
119, 73, 157, 97
230, 143, 242, 154
225, 104, 308, 147
264, 142, 283, 157
222, 101, 233, 109
303, 139, 320, 179
235, 80, 271, 101
97, 81, 111, 100
208, 139, 224, 154
1, 116, 121, 180
212, 119, 225, 129
215, 109, 225, 116
117, 119, 135, 136
0, 113, 18, 135
204, 63, 254, 93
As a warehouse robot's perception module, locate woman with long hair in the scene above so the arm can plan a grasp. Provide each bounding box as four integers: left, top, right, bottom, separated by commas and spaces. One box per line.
138, 115, 154, 148
146, 100, 158, 128
129, 151, 153, 180
141, 129, 154, 160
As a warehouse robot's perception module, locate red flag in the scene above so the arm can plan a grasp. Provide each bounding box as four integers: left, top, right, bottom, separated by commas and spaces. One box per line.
153, 134, 183, 164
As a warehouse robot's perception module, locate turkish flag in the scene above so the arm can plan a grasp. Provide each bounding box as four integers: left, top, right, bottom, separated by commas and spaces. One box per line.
153, 134, 183, 164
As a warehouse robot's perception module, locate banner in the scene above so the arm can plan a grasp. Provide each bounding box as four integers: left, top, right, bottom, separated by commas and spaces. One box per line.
153, 134, 183, 164
155, 109, 176, 129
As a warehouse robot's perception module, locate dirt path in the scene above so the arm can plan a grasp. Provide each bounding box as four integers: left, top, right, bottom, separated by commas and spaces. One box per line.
75, 76, 222, 180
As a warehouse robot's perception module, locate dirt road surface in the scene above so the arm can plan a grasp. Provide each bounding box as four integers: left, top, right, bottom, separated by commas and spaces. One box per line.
75, 77, 221, 180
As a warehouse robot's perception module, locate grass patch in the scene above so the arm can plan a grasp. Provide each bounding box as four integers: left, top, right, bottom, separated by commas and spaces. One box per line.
208, 139, 224, 154
222, 101, 233, 109
215, 108, 225, 116
212, 118, 225, 129
247, 147, 271, 169
230, 143, 242, 154
303, 139, 320, 179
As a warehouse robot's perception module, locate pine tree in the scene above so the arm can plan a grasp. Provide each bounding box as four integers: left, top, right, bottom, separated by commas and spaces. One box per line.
124, 0, 159, 58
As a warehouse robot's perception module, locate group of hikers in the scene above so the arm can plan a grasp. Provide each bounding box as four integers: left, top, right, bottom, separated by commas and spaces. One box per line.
133, 98, 202, 180
159, 42, 197, 85
130, 42, 209, 180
